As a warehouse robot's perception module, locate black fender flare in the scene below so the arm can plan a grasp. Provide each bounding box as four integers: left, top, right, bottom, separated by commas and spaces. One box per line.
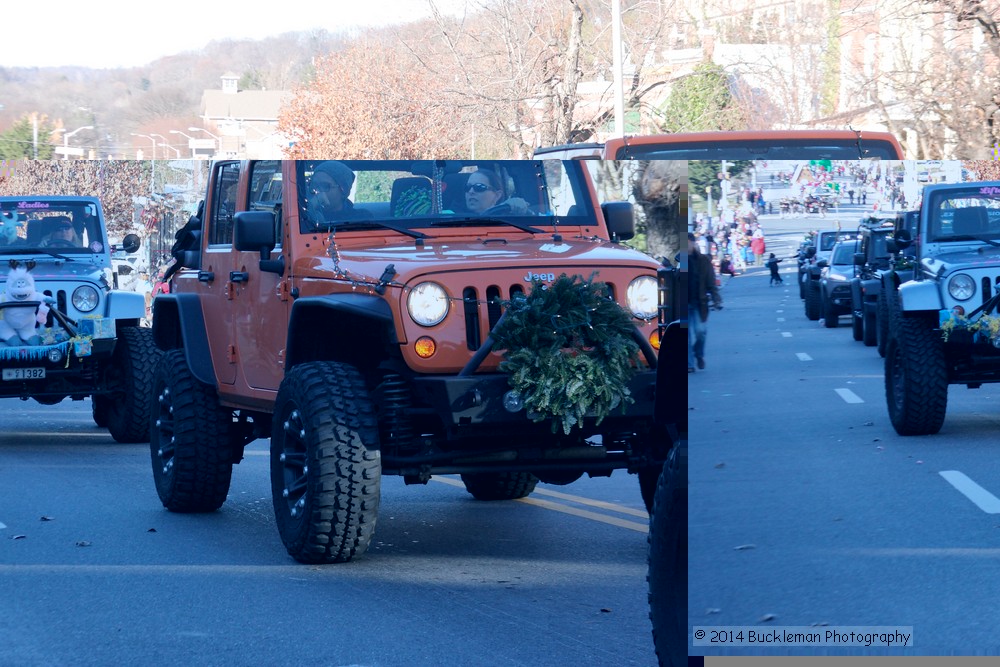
151, 293, 217, 387
285, 294, 397, 370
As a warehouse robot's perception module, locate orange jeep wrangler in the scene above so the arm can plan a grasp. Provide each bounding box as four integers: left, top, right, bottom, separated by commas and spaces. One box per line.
150, 160, 664, 563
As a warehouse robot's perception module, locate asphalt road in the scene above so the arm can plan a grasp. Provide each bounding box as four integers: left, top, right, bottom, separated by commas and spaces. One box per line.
0, 398, 656, 667
689, 236, 1000, 657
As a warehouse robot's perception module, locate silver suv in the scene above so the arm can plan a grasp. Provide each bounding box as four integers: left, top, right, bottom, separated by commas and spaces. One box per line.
885, 182, 1000, 435
0, 196, 159, 442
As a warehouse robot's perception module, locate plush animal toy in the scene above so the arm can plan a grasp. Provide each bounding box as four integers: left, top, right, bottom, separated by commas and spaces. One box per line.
0, 260, 49, 346
0, 212, 19, 246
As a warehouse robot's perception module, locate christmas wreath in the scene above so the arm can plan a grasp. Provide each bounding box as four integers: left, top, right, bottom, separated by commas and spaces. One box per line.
490, 273, 641, 434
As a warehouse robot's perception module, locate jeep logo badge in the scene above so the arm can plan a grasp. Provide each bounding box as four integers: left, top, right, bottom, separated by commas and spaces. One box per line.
523, 272, 556, 283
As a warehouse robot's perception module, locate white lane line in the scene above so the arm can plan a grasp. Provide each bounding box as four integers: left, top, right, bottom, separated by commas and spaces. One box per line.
835, 388, 864, 404
940, 471, 1000, 513
781, 332, 792, 337
776, 310, 784, 313
796, 353, 813, 361
0, 521, 6, 530
777, 317, 786, 322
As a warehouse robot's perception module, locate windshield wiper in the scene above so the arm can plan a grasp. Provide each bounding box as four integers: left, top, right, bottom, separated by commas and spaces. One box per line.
326, 219, 432, 240
431, 217, 546, 234
2, 247, 75, 261
946, 235, 1000, 248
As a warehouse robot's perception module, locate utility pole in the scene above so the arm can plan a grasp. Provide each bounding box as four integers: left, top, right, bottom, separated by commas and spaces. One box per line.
611, 0, 625, 137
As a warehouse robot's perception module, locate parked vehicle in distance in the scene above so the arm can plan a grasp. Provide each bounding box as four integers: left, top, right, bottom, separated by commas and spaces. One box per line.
533, 130, 905, 160
801, 229, 861, 321
150, 159, 664, 564
819, 239, 861, 327
0, 196, 159, 443
884, 182, 1000, 435
849, 218, 896, 345
876, 210, 919, 357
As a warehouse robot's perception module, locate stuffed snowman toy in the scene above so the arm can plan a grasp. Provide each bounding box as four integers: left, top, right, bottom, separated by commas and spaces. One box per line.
0, 261, 49, 345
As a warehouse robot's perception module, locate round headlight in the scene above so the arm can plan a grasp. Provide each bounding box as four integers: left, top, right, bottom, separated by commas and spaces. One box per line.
72, 285, 100, 312
948, 273, 975, 301
407, 282, 449, 326
626, 276, 658, 319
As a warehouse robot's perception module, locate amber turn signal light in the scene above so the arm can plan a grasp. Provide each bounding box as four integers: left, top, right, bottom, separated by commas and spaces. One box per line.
414, 336, 437, 358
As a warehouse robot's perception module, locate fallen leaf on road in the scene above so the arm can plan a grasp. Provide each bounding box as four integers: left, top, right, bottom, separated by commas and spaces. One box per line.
147, 528, 157, 533
733, 544, 756, 551
75, 541, 91, 547
600, 608, 612, 614
714, 462, 726, 469
12, 535, 26, 540
40, 516, 54, 522
916, 460, 923, 465
759, 613, 777, 622
811, 621, 830, 626
706, 608, 722, 615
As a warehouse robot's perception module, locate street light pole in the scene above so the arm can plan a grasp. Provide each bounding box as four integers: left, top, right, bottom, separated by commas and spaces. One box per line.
189, 126, 221, 157
56, 125, 94, 160
158, 143, 181, 158
130, 133, 157, 196
170, 130, 198, 158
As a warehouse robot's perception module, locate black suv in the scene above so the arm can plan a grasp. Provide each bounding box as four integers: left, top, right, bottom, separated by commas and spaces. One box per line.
819, 239, 861, 327
875, 210, 919, 357
849, 218, 896, 345
802, 229, 860, 321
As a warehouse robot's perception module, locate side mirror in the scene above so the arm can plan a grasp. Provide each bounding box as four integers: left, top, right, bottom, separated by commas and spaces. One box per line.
234, 210, 283, 276
894, 230, 913, 249
853, 252, 865, 266
602, 201, 635, 241
816, 259, 829, 269
121, 233, 141, 253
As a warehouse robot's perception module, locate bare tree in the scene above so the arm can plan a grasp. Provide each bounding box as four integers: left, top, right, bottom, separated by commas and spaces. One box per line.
278, 37, 465, 159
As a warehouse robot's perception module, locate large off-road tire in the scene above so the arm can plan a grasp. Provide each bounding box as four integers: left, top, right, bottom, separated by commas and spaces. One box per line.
106, 326, 161, 443
461, 471, 539, 501
92, 395, 110, 428
150, 349, 234, 512
804, 280, 821, 321
885, 317, 948, 435
271, 361, 381, 564
648, 443, 687, 667
862, 304, 878, 347
822, 292, 838, 328
877, 286, 900, 358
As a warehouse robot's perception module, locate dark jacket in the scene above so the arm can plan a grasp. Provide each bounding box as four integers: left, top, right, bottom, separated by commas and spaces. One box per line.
689, 249, 721, 320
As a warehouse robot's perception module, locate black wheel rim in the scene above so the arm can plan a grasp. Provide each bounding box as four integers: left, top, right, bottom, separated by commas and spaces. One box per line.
154, 383, 176, 482
278, 407, 309, 520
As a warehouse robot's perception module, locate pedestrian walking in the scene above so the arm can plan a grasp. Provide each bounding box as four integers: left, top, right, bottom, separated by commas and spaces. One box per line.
689, 232, 722, 373
765, 253, 783, 286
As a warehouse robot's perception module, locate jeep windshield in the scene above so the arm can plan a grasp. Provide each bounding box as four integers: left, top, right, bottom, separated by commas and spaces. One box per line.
928, 186, 1000, 243
296, 160, 595, 234
0, 198, 106, 254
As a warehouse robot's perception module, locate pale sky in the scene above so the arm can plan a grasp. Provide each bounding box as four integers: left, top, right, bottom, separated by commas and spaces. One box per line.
2, 1, 466, 69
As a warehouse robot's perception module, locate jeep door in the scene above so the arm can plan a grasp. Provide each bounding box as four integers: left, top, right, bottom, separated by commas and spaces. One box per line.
231, 160, 289, 394
199, 160, 241, 386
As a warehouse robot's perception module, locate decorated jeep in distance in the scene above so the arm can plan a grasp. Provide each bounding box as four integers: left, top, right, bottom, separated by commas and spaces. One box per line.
0, 196, 160, 443
150, 159, 664, 563
885, 182, 1000, 435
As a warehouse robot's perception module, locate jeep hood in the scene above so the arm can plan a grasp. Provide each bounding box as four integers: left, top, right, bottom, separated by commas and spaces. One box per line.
299, 237, 658, 281
0, 257, 107, 284
922, 245, 1000, 274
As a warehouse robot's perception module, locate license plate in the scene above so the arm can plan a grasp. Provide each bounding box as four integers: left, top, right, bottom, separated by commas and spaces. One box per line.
2, 367, 45, 380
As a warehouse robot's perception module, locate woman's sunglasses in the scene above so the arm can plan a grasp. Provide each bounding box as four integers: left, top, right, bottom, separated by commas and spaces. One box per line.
465, 183, 494, 193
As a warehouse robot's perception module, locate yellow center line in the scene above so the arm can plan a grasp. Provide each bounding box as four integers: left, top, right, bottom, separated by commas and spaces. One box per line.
430, 475, 649, 532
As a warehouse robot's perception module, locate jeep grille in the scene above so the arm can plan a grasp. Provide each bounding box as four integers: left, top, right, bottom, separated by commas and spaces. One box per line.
463, 281, 618, 351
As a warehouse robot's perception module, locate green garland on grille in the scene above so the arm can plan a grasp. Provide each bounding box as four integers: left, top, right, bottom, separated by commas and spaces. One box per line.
491, 273, 640, 435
